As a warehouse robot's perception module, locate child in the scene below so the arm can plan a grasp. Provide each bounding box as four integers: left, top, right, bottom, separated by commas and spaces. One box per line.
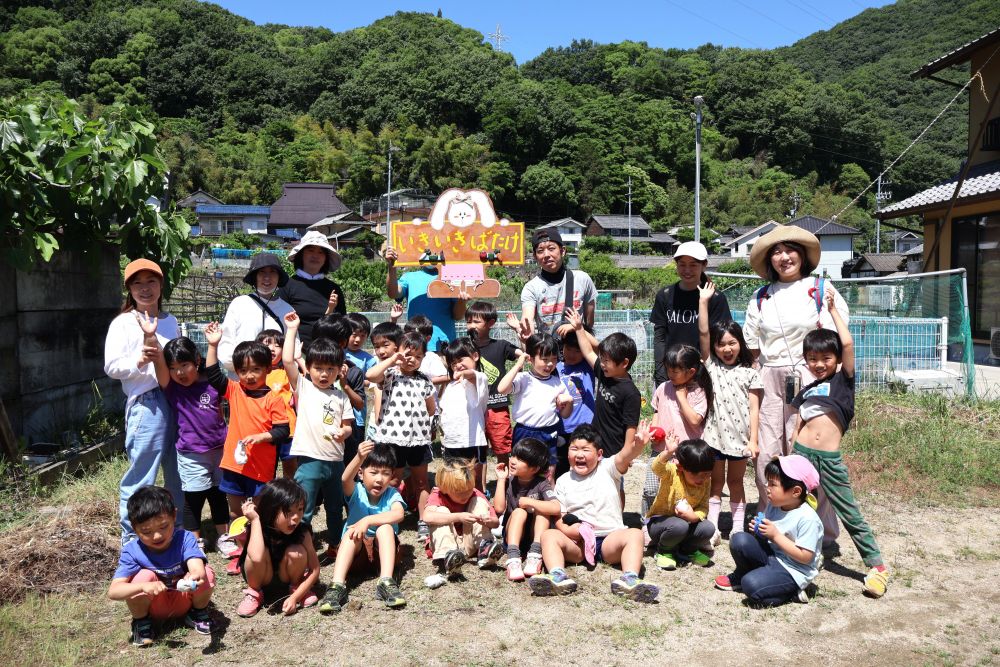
344, 312, 377, 458
643, 344, 712, 516
497, 333, 573, 480
137, 315, 230, 551
311, 313, 367, 464
367, 321, 403, 436
492, 437, 560, 581
714, 456, 823, 607
367, 331, 437, 541
555, 330, 597, 478
237, 478, 321, 617
423, 458, 502, 581
697, 282, 763, 544
256, 329, 299, 479
464, 301, 521, 465
439, 337, 490, 490
108, 486, 217, 646
404, 314, 449, 387
321, 441, 407, 613
791, 291, 890, 598
528, 424, 658, 602
646, 438, 716, 570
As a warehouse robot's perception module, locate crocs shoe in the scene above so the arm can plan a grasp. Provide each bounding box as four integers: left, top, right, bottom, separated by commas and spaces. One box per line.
477, 540, 504, 569
528, 574, 578, 596
319, 583, 347, 614
226, 558, 241, 576
506, 558, 525, 582
237, 588, 263, 618
523, 553, 543, 577
714, 575, 741, 592
184, 606, 215, 635
611, 574, 659, 603
863, 566, 890, 598
375, 577, 406, 608
292, 584, 318, 608
686, 550, 713, 567
443, 549, 466, 575
654, 552, 677, 570
130, 616, 155, 647
579, 522, 597, 566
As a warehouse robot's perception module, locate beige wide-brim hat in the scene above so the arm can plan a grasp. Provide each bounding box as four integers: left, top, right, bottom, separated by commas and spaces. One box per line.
749, 225, 821, 279
287, 230, 342, 272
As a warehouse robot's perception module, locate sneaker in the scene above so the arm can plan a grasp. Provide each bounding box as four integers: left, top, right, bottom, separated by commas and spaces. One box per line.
863, 566, 890, 598
375, 577, 406, 608
476, 540, 504, 569
686, 550, 713, 567
318, 583, 347, 614
130, 616, 155, 647
443, 549, 466, 575
506, 558, 525, 582
216, 534, 240, 559
817, 553, 825, 571
523, 553, 543, 577
797, 587, 810, 604
226, 558, 241, 576
710, 529, 722, 547
611, 574, 659, 603
237, 588, 263, 618
528, 573, 578, 596
417, 520, 430, 544
491, 525, 503, 539
654, 552, 677, 570
714, 575, 741, 592
292, 584, 318, 608
184, 607, 215, 635
321, 546, 338, 565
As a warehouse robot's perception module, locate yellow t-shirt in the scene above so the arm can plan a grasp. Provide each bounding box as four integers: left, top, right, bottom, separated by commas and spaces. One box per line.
646, 458, 711, 520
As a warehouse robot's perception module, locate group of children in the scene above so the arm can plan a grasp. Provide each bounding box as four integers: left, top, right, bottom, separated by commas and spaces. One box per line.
111, 283, 888, 646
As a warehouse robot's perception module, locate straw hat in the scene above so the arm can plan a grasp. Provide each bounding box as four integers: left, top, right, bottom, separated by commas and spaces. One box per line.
748, 225, 821, 279
287, 230, 342, 272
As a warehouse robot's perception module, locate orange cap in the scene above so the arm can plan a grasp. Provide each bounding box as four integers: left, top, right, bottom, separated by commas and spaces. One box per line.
123, 259, 163, 285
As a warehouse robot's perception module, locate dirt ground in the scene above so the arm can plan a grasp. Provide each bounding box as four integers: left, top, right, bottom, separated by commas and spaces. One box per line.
51, 460, 1000, 666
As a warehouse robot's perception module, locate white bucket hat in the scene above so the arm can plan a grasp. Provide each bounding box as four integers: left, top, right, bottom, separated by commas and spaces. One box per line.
287, 230, 342, 272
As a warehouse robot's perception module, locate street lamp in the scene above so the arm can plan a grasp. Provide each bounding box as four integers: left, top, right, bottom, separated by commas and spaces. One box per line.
385, 142, 401, 233
692, 95, 704, 243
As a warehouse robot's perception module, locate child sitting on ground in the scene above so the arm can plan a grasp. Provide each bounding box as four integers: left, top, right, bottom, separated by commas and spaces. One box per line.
646, 438, 716, 570
108, 486, 217, 647
256, 329, 299, 479
423, 458, 502, 584
320, 441, 407, 613
493, 438, 560, 582
237, 478, 321, 617
714, 456, 823, 607
528, 423, 658, 603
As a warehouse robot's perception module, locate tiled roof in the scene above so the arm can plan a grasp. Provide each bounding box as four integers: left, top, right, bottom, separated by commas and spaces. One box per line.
902, 243, 924, 257
877, 160, 1000, 218
789, 215, 860, 235
857, 253, 905, 273
177, 190, 223, 207
269, 183, 351, 228
725, 221, 779, 246
648, 232, 679, 244
537, 217, 585, 230
911, 26, 1000, 79
195, 204, 270, 215
589, 214, 651, 231
885, 229, 921, 240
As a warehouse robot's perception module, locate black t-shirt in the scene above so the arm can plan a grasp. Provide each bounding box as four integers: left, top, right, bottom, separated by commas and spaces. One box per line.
650, 283, 731, 385
593, 366, 641, 456
475, 337, 520, 408
278, 276, 347, 346
791, 368, 856, 432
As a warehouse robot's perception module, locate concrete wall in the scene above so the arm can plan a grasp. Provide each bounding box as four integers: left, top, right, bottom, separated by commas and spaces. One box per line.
0, 247, 121, 441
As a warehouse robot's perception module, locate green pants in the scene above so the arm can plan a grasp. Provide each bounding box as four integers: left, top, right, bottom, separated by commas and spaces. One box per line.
793, 443, 884, 568
294, 456, 345, 545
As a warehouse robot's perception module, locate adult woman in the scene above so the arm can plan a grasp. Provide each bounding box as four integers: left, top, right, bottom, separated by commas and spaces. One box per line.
278, 231, 346, 347
104, 259, 183, 544
218, 253, 295, 372
743, 226, 847, 541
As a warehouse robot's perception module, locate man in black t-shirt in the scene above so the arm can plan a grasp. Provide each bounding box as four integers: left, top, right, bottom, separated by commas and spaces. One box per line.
465, 302, 521, 464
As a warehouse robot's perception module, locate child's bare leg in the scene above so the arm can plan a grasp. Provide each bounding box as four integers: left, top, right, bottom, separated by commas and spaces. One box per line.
242, 546, 273, 589
599, 527, 645, 573
505, 508, 529, 547
375, 524, 397, 579
474, 462, 485, 492
540, 527, 583, 570
425, 506, 459, 559
125, 570, 158, 618
708, 459, 726, 529
282, 458, 298, 479
727, 460, 747, 504
531, 513, 551, 541
278, 544, 308, 585
190, 576, 214, 609
409, 464, 430, 518
226, 494, 245, 522
332, 537, 362, 584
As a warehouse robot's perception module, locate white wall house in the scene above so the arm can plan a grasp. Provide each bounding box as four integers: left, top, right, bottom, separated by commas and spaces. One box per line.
725, 217, 860, 278
536, 217, 586, 250
194, 205, 271, 237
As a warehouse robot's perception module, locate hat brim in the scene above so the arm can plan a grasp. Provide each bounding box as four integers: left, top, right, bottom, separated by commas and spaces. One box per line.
287, 241, 342, 272
748, 226, 821, 279
243, 266, 289, 287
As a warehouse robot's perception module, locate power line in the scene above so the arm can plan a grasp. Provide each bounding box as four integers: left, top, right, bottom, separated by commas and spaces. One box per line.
795, 0, 841, 25
731, 0, 802, 38
663, 0, 764, 48
781, 0, 834, 27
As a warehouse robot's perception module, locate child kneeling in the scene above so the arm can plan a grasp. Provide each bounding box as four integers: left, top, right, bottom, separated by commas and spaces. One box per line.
528, 424, 659, 603
714, 455, 822, 607
108, 486, 217, 647
321, 442, 407, 613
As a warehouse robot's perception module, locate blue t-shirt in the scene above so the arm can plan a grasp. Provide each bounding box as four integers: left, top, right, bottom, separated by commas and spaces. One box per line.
113, 528, 206, 586
557, 360, 596, 435
345, 349, 376, 426
763, 502, 823, 588
343, 483, 407, 538
397, 268, 456, 351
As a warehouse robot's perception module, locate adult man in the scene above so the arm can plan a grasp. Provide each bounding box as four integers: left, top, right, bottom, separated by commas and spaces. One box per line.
384, 244, 466, 351
520, 229, 596, 337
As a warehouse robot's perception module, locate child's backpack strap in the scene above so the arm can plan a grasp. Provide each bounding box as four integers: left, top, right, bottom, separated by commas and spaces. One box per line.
754, 285, 770, 311
806, 276, 825, 327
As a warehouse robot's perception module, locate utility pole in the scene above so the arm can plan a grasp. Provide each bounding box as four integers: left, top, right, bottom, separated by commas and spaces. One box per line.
627, 175, 633, 256
692, 95, 704, 243
789, 188, 801, 219
488, 24, 509, 51
875, 173, 892, 253
386, 142, 400, 234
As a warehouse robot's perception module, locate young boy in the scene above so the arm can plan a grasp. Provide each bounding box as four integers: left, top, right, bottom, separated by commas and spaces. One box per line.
256, 329, 298, 479
404, 314, 449, 388
344, 313, 377, 451
311, 313, 366, 466
714, 456, 823, 607
108, 485, 217, 646
367, 321, 403, 436
555, 330, 597, 478
465, 301, 521, 465
528, 424, 658, 602
493, 437, 560, 581
646, 438, 716, 570
791, 291, 890, 598
320, 441, 407, 613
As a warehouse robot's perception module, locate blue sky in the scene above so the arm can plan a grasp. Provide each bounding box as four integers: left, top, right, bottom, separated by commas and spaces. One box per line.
213, 0, 893, 63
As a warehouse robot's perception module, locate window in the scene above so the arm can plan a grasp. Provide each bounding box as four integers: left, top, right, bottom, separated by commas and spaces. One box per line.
224, 219, 242, 234
953, 214, 1000, 339
984, 116, 1000, 152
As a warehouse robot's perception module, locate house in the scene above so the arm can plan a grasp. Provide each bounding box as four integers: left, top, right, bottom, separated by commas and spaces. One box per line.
876, 26, 1000, 345
723, 221, 780, 258
176, 190, 223, 209
586, 214, 679, 254
842, 253, 906, 279
535, 218, 586, 250
307, 212, 379, 253
885, 229, 923, 254
193, 204, 270, 237
787, 215, 861, 278
360, 188, 438, 236
269, 183, 352, 237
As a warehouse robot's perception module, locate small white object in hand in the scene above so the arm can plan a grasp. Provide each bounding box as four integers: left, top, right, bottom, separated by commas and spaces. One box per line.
675, 498, 691, 513
176, 579, 199, 592
235, 440, 248, 465
424, 574, 447, 589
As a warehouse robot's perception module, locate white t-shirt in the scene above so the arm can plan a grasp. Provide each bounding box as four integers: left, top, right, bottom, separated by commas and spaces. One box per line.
419, 351, 448, 380
104, 311, 179, 401
520, 270, 597, 334
555, 457, 625, 537
289, 375, 352, 461
218, 294, 294, 372
510, 371, 564, 429
763, 502, 824, 589
438, 371, 488, 449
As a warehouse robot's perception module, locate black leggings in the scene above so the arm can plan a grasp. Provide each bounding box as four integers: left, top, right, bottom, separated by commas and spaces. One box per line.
183, 487, 229, 532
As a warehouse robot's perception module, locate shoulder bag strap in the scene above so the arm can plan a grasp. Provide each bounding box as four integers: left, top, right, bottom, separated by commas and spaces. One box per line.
247, 294, 285, 333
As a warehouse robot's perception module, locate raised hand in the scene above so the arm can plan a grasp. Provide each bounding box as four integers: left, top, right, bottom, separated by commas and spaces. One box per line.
825, 287, 837, 312
505, 312, 520, 332
389, 302, 404, 322
698, 280, 716, 302
563, 307, 584, 331
204, 321, 222, 346
494, 462, 508, 481
358, 440, 374, 460
241, 498, 258, 522
135, 310, 158, 336
383, 245, 398, 267
284, 311, 300, 330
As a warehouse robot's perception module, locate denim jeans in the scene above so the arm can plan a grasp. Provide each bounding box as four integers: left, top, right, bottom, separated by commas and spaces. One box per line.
729, 531, 800, 607
294, 456, 345, 546
120, 388, 182, 543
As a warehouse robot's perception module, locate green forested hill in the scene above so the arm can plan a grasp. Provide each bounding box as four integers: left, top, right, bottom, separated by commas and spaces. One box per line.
1, 0, 996, 249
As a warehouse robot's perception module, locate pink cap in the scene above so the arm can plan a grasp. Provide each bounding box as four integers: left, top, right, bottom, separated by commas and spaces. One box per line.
777, 455, 819, 491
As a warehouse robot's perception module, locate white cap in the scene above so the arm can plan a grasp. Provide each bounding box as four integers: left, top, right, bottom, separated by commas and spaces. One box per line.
673, 241, 708, 262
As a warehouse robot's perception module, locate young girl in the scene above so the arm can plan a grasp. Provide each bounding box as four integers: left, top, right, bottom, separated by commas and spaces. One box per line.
698, 281, 763, 544
497, 333, 573, 481
439, 338, 490, 490
256, 329, 298, 479
237, 478, 320, 618
642, 344, 713, 516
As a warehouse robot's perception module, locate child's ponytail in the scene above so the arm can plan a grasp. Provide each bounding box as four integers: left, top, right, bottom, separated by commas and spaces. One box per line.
665, 344, 714, 416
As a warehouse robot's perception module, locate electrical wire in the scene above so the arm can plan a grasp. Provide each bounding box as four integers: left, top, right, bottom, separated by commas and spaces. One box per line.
663, 0, 764, 49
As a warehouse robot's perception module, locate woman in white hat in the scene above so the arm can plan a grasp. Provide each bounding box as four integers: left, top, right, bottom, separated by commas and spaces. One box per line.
742, 226, 847, 542
279, 231, 346, 346
218, 253, 295, 372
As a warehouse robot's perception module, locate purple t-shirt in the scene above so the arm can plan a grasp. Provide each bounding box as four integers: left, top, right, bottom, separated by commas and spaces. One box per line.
113, 528, 206, 585
164, 380, 227, 454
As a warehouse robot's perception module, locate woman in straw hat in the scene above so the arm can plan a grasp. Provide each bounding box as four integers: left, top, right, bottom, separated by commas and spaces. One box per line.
218, 253, 295, 372
279, 231, 346, 346
743, 226, 848, 544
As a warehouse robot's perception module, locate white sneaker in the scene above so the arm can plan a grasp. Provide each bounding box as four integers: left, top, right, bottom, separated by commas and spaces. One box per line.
711, 529, 722, 547
523, 553, 543, 577
216, 534, 239, 558
506, 558, 525, 582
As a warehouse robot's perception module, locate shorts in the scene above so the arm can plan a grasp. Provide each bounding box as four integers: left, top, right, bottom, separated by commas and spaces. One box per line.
349, 533, 400, 573
219, 469, 269, 498
384, 443, 433, 468
513, 423, 560, 466
129, 566, 216, 620
714, 451, 749, 462
594, 535, 607, 564
484, 407, 513, 456
278, 439, 294, 461
443, 446, 489, 464
176, 448, 223, 493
